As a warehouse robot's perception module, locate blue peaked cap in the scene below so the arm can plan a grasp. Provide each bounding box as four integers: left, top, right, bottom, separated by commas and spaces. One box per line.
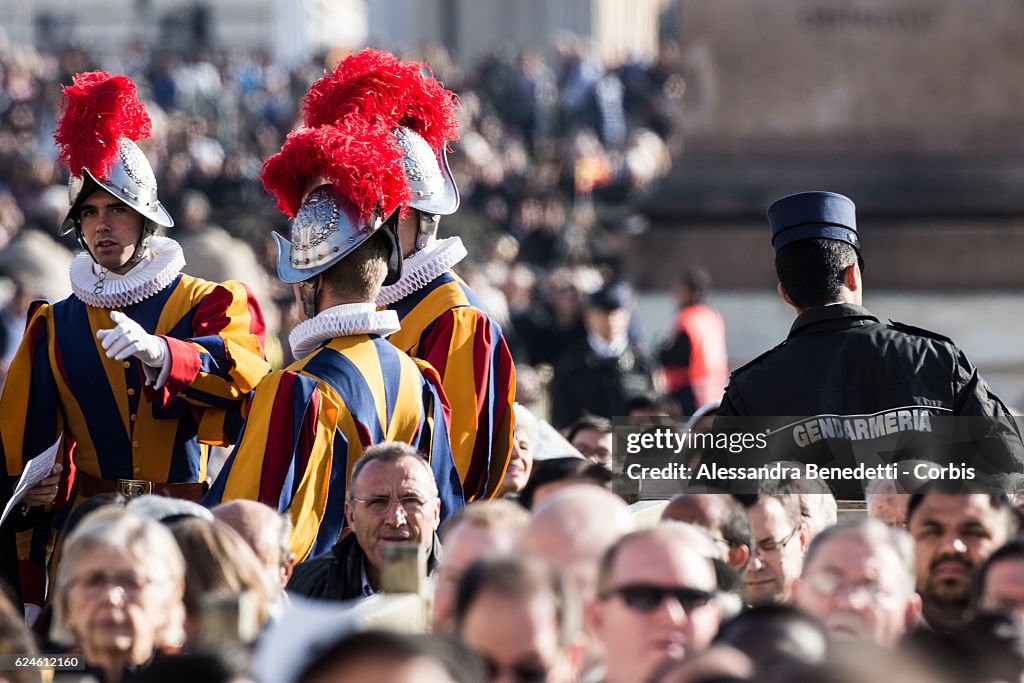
768, 191, 860, 253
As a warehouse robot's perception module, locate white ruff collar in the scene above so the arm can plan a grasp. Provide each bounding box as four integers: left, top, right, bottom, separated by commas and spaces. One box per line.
289, 303, 401, 359
70, 236, 186, 308
375, 237, 468, 306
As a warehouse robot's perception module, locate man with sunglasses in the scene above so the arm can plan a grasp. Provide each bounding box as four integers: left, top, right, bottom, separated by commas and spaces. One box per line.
744, 492, 809, 605
588, 526, 721, 683
287, 442, 444, 601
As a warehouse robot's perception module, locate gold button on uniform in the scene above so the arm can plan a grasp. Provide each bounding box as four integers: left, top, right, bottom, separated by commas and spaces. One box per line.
130, 414, 137, 422
132, 441, 140, 448
127, 388, 135, 396
123, 361, 131, 369
134, 467, 141, 474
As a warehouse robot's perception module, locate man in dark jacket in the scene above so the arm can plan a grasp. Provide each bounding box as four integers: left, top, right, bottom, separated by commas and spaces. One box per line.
716, 192, 1022, 495
549, 282, 656, 429
287, 442, 442, 601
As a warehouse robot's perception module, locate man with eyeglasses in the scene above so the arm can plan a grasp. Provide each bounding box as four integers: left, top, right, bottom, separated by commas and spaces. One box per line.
760, 468, 837, 541
455, 556, 585, 683
744, 492, 809, 605
588, 526, 721, 683
794, 518, 921, 645
287, 442, 444, 601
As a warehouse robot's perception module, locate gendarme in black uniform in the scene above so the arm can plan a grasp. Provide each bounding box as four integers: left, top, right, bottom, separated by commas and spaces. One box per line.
715, 192, 1023, 495
720, 302, 1011, 419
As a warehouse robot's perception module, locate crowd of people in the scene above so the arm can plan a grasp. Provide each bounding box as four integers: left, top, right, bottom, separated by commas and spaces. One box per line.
1, 25, 1024, 683
0, 31, 684, 411
6, 455, 1024, 683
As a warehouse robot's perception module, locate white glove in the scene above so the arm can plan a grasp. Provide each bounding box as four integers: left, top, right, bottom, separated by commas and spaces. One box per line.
97, 311, 168, 368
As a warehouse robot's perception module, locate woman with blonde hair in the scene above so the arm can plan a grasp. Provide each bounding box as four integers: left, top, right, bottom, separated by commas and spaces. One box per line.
51, 508, 186, 683
168, 517, 275, 643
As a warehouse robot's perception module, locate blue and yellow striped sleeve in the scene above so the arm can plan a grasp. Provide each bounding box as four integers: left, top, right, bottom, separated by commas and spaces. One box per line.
149, 278, 270, 412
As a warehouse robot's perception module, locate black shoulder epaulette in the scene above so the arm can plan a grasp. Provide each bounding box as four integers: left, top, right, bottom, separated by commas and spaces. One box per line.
729, 339, 788, 378
887, 320, 954, 345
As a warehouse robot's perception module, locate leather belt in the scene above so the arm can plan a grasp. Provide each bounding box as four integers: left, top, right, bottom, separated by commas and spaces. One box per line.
75, 470, 208, 502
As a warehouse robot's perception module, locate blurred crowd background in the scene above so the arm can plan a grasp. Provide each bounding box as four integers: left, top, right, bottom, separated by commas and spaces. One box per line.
0, 27, 684, 417
5, 0, 1024, 409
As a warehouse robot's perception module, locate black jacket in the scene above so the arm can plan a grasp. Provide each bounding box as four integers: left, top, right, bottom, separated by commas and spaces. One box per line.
549, 338, 656, 429
714, 304, 1023, 494
286, 531, 441, 602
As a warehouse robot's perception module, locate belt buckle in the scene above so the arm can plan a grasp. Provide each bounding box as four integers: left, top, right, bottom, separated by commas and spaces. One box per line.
117, 479, 153, 498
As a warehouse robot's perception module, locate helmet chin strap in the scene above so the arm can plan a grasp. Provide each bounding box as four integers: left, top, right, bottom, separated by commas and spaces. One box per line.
415, 211, 440, 252
124, 221, 157, 267
298, 276, 321, 320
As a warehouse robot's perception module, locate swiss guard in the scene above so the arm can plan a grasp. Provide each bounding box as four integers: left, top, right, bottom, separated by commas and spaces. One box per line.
300, 49, 516, 501
205, 108, 464, 561
0, 71, 270, 604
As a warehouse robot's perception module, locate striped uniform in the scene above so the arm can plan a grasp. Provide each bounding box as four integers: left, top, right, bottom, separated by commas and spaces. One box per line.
0, 275, 269, 602
205, 334, 464, 561
386, 271, 515, 501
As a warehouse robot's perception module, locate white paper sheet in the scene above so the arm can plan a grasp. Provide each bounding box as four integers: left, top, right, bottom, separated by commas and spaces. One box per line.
0, 435, 61, 526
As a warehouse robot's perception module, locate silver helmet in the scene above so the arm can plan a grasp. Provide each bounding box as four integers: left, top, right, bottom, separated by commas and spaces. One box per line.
60, 138, 174, 236
395, 126, 459, 216
262, 116, 412, 292
275, 185, 391, 284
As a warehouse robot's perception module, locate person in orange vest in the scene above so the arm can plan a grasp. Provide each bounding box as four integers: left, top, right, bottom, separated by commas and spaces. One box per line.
659, 266, 728, 415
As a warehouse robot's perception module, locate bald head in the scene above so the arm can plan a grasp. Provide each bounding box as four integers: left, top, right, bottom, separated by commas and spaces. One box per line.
213, 500, 295, 588
517, 485, 635, 602
657, 521, 720, 560
432, 500, 530, 632
662, 493, 753, 574
663, 494, 721, 528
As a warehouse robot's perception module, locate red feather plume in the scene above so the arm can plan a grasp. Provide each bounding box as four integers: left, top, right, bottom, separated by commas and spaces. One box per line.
54, 71, 152, 179
261, 121, 410, 220
303, 48, 459, 150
